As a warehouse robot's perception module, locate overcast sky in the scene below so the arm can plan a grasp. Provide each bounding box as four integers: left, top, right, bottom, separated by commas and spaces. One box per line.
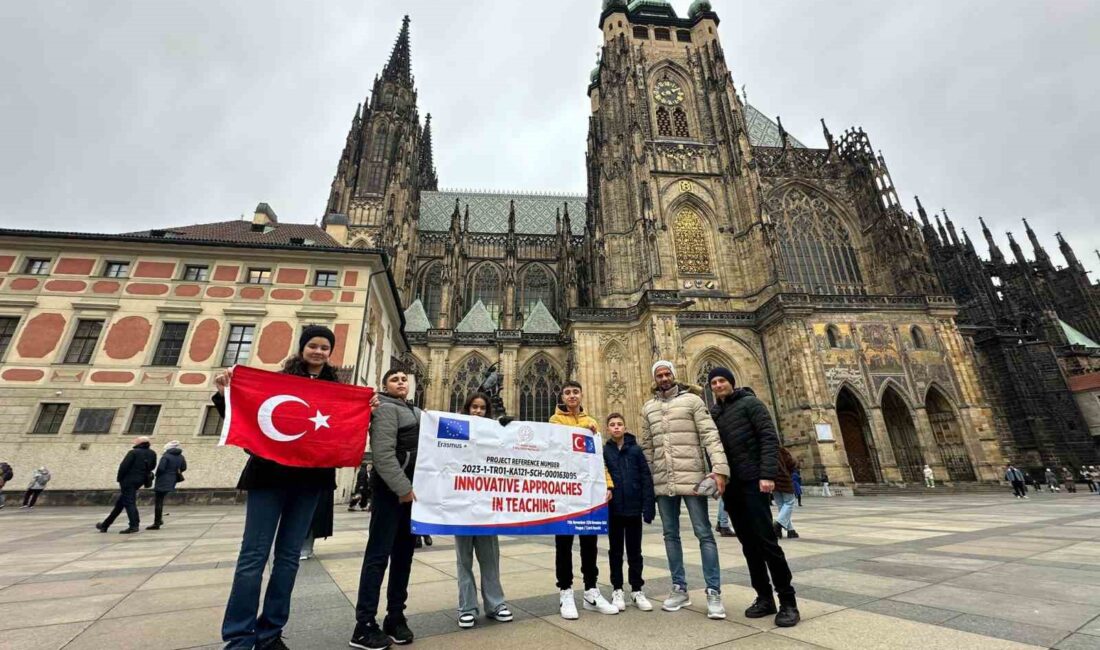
1, 1, 1098, 278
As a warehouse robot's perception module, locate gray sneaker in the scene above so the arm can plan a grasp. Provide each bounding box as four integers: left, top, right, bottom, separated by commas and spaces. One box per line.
705, 588, 726, 619
662, 584, 691, 611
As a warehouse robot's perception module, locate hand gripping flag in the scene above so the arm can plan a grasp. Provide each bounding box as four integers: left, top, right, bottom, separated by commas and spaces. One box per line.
218, 365, 373, 468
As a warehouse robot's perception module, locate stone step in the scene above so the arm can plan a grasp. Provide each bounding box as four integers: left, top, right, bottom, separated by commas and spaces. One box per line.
851, 482, 1008, 497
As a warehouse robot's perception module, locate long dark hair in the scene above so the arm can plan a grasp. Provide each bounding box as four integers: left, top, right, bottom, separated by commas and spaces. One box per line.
462, 392, 494, 418
281, 356, 341, 382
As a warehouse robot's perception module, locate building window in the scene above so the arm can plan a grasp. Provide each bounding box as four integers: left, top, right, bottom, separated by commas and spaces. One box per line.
221, 324, 255, 366
826, 325, 840, 348
63, 319, 104, 364
32, 403, 68, 434
0, 316, 19, 360
520, 264, 557, 319
418, 263, 444, 326
74, 408, 116, 434
466, 264, 503, 325
677, 29, 692, 42
183, 265, 209, 281
633, 26, 649, 39
654, 27, 671, 41
371, 125, 388, 162
449, 355, 490, 414
314, 271, 338, 287
911, 325, 927, 349
152, 322, 189, 366
519, 356, 563, 423
103, 261, 130, 278
656, 107, 672, 137
673, 207, 711, 274
366, 164, 385, 193
246, 268, 272, 284
673, 107, 690, 138
23, 258, 50, 275
127, 405, 161, 434
200, 405, 224, 436
767, 186, 866, 295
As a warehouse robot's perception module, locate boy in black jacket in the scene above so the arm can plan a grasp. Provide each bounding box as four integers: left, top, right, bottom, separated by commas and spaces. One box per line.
603, 413, 656, 612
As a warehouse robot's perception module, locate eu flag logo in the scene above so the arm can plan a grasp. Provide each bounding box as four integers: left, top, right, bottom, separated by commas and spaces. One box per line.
572, 433, 596, 454
438, 417, 470, 441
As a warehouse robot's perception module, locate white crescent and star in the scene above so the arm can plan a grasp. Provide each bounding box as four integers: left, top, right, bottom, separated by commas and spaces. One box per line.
573, 435, 586, 451
257, 395, 331, 442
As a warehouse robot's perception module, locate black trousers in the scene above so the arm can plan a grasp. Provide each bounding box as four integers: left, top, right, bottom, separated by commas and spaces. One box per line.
1011, 480, 1026, 497
355, 483, 415, 625
608, 515, 644, 591
103, 484, 140, 529
22, 489, 43, 507
724, 481, 795, 604
555, 534, 598, 590
154, 490, 169, 524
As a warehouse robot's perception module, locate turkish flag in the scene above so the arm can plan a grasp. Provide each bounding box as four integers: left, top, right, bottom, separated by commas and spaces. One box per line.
218, 365, 374, 468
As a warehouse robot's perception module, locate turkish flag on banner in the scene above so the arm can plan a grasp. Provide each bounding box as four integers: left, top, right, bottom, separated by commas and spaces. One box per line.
218, 365, 373, 468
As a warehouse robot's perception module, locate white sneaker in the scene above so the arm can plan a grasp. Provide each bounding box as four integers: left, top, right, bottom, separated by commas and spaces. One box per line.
559, 589, 578, 620
611, 589, 626, 611
583, 588, 620, 615
632, 591, 653, 611
662, 584, 691, 611
705, 588, 726, 619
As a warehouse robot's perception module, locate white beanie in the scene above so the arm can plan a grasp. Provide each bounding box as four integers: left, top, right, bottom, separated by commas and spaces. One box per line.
164, 440, 181, 451
652, 360, 676, 377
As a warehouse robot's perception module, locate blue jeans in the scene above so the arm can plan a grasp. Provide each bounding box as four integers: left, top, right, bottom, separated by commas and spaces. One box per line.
222, 487, 322, 649
774, 492, 797, 530
657, 495, 721, 591
716, 502, 730, 528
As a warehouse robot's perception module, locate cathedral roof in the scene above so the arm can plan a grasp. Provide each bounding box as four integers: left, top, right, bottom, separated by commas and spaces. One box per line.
455, 299, 498, 332
404, 299, 431, 332
1060, 319, 1100, 348
419, 190, 585, 235
522, 300, 561, 334
744, 104, 806, 148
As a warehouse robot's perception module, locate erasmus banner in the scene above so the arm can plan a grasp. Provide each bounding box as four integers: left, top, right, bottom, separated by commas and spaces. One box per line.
411, 411, 608, 536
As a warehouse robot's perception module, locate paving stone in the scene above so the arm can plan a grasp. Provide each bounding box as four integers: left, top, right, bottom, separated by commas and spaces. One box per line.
941, 613, 1070, 647
0, 621, 90, 650
856, 598, 959, 624
893, 584, 1100, 631
773, 609, 1039, 650
1053, 633, 1100, 650
0, 593, 125, 631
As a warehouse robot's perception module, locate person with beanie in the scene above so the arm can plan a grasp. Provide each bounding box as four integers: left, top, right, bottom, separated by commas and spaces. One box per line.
708, 366, 799, 627
147, 441, 186, 528
640, 360, 729, 620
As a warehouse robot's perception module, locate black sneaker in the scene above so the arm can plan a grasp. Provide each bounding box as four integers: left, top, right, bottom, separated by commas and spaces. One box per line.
383, 618, 414, 645
423, 535, 433, 546
772, 522, 783, 539
259, 636, 290, 650
744, 596, 777, 618
775, 603, 801, 627
95, 522, 107, 533
119, 527, 139, 535
146, 523, 162, 530
786, 529, 800, 539
349, 622, 391, 650
414, 537, 423, 549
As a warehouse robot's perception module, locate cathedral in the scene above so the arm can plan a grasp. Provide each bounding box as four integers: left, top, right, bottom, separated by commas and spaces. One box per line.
321, 0, 1100, 484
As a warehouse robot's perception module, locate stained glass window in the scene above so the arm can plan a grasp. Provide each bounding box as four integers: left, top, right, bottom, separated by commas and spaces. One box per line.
418, 263, 444, 327
519, 356, 562, 423
767, 186, 865, 295
673, 207, 711, 274
450, 355, 490, 413
467, 264, 503, 324
520, 264, 556, 318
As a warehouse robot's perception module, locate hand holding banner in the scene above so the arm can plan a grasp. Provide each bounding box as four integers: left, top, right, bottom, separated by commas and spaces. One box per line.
411, 411, 608, 535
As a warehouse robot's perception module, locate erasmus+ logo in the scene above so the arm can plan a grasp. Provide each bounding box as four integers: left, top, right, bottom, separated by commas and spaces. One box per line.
572, 432, 596, 454
437, 417, 470, 441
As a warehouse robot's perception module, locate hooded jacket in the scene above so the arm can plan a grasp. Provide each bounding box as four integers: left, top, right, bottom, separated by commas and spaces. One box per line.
640, 383, 729, 497
710, 387, 780, 482
117, 442, 157, 488
154, 448, 187, 492
604, 434, 655, 520
549, 405, 614, 488
28, 468, 51, 490
369, 393, 423, 497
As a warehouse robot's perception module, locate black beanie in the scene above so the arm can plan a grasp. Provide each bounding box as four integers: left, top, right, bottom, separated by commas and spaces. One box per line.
707, 366, 736, 386
299, 325, 336, 354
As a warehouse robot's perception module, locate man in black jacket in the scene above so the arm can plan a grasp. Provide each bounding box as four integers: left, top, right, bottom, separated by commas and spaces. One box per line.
707, 367, 799, 627
96, 437, 157, 534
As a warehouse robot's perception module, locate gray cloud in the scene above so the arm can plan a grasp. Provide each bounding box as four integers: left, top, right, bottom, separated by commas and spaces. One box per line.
1, 0, 1097, 278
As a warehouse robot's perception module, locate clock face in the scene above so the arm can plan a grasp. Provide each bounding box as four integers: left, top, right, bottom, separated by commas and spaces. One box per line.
653, 80, 685, 106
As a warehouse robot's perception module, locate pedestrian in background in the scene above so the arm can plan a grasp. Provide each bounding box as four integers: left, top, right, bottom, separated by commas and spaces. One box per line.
148, 442, 186, 530
21, 466, 51, 508
96, 437, 156, 534
0, 459, 12, 509
772, 449, 800, 539
300, 487, 334, 560
715, 502, 735, 537
792, 466, 803, 507
923, 464, 935, 488
1005, 464, 1027, 499
1081, 466, 1096, 493
1045, 468, 1060, 493
348, 462, 372, 512
819, 469, 832, 497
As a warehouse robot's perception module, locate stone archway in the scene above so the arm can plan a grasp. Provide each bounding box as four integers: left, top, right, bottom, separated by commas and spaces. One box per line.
837, 387, 879, 483
926, 386, 976, 481
882, 387, 924, 483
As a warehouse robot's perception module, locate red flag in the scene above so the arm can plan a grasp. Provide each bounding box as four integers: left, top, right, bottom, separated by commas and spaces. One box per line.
219, 365, 373, 468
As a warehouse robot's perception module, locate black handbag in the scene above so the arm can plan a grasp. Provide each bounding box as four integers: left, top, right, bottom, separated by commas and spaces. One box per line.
176, 470, 185, 484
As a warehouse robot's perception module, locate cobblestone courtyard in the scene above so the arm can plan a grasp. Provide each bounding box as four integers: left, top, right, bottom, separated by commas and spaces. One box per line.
1, 493, 1099, 649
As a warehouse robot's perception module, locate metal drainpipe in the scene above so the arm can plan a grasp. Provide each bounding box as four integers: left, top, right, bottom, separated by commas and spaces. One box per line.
354, 268, 391, 387
758, 328, 784, 441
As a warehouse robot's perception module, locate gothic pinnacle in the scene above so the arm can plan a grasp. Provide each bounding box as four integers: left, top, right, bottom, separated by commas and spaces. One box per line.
914, 195, 929, 225
821, 118, 834, 150
382, 15, 412, 85
979, 217, 1005, 264
1022, 218, 1051, 264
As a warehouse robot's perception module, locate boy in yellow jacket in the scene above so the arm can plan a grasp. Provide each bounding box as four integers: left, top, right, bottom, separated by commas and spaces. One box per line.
550, 380, 618, 619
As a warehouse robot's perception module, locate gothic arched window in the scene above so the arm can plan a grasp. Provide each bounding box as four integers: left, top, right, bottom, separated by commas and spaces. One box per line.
767, 186, 865, 295
417, 262, 444, 326
673, 108, 690, 138
519, 356, 563, 423
520, 264, 556, 319
695, 356, 735, 408
370, 126, 388, 162
467, 264, 503, 324
911, 325, 927, 349
450, 355, 490, 413
826, 325, 841, 349
673, 207, 711, 274
656, 107, 672, 137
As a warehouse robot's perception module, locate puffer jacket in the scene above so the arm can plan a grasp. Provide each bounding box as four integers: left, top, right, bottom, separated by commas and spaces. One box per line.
711, 387, 779, 482
773, 448, 798, 494
370, 393, 423, 497
28, 468, 51, 490
154, 448, 187, 492
640, 383, 729, 497
549, 405, 614, 488
604, 434, 655, 521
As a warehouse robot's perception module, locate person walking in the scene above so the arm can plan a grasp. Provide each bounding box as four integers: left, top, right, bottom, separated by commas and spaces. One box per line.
604, 412, 656, 613
792, 466, 803, 507
640, 360, 729, 620
923, 464, 935, 488
299, 485, 334, 561
708, 366, 800, 627
772, 448, 800, 539
550, 380, 618, 620
1091, 467, 1100, 495
0, 459, 12, 509
819, 469, 832, 497
453, 393, 514, 629
715, 502, 735, 537
147, 442, 186, 529
1081, 466, 1096, 494
1005, 464, 1028, 499
1061, 467, 1077, 493
21, 466, 51, 508
351, 368, 423, 650
348, 463, 372, 511
219, 325, 344, 650
95, 437, 156, 534
1045, 468, 1060, 493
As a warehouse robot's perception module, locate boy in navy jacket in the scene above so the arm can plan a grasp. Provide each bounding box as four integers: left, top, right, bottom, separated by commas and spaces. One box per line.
603, 413, 657, 612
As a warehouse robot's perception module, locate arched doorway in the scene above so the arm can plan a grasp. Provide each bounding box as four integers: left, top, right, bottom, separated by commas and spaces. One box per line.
882, 387, 924, 483
926, 387, 976, 481
836, 387, 879, 483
